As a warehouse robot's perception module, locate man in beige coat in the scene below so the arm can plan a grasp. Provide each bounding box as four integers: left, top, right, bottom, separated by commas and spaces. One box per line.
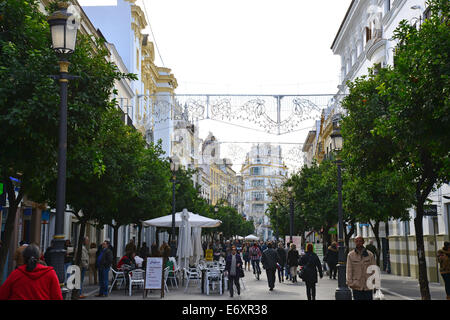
346, 236, 376, 300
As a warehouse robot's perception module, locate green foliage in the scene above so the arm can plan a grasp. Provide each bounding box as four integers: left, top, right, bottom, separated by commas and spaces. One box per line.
0, 0, 60, 197
339, 0, 449, 299
212, 204, 252, 239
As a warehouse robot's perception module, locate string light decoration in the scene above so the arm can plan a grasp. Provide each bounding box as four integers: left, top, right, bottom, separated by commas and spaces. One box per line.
143, 94, 341, 135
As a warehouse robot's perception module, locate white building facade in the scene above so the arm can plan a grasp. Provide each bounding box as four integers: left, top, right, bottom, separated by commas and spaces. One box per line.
331, 0, 449, 284
241, 144, 288, 241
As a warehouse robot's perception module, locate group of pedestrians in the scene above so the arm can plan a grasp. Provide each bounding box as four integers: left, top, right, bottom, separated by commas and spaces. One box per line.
1, 236, 449, 300
220, 236, 380, 300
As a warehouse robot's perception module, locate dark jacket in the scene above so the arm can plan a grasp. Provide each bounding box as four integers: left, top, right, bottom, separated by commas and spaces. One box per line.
96, 247, 113, 269
225, 253, 243, 277
324, 246, 338, 267
287, 249, 299, 267
261, 248, 279, 270
276, 247, 287, 266
299, 252, 323, 284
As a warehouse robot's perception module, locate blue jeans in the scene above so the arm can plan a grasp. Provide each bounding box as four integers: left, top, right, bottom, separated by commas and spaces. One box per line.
80, 267, 86, 295
352, 289, 373, 300
98, 267, 110, 296
442, 273, 450, 296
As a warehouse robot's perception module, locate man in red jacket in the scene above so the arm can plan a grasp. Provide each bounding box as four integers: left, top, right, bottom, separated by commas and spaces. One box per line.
0, 244, 62, 300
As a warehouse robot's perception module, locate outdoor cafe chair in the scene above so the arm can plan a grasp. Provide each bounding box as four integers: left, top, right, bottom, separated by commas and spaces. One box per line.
168, 257, 181, 284
128, 269, 145, 296
109, 268, 125, 294
184, 266, 201, 293
163, 266, 170, 293
205, 268, 222, 295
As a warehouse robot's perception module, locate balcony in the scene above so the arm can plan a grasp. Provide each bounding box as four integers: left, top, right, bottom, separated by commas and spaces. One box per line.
365, 29, 387, 62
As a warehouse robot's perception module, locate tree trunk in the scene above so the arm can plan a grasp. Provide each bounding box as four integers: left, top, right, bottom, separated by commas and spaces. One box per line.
74, 219, 86, 266
322, 224, 331, 255
344, 221, 355, 256
415, 201, 431, 300
369, 221, 382, 267
137, 224, 142, 251
112, 225, 119, 268
0, 175, 24, 283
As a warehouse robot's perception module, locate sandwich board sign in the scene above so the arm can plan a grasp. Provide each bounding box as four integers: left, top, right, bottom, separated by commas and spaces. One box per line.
144, 257, 164, 298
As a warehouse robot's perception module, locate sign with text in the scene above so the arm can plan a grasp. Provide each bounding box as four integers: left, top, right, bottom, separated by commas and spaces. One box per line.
145, 257, 163, 290
423, 205, 438, 216
285, 236, 302, 252
205, 249, 213, 261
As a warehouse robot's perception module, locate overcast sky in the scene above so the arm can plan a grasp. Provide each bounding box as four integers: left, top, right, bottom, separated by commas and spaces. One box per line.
137, 0, 351, 94
79, 0, 353, 172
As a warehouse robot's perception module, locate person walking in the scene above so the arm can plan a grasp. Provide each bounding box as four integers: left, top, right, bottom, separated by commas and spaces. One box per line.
276, 242, 287, 283
88, 242, 98, 285
76, 236, 90, 299
324, 242, 338, 280
437, 241, 450, 300
299, 243, 323, 300
249, 242, 262, 279
213, 241, 222, 262
285, 242, 292, 280
64, 240, 74, 284
224, 245, 243, 297
287, 243, 299, 283
261, 242, 279, 291
0, 244, 62, 300
346, 236, 376, 300
242, 243, 251, 271
96, 240, 113, 297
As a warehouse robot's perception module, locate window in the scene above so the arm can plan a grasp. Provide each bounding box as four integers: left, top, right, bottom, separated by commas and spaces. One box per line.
447, 203, 450, 237
252, 191, 265, 201
366, 26, 372, 43
252, 179, 264, 188
423, 6, 431, 21
252, 204, 265, 214
384, 0, 391, 15
251, 167, 262, 176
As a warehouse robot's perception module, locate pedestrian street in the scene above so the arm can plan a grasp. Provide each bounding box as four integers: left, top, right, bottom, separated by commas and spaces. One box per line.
82, 270, 447, 301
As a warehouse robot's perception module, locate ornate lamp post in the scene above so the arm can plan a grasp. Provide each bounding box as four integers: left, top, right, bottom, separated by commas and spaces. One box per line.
47, 2, 79, 291
330, 119, 352, 300
169, 156, 179, 257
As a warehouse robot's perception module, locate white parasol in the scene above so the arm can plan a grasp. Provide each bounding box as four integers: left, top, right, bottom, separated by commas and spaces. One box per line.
177, 209, 193, 270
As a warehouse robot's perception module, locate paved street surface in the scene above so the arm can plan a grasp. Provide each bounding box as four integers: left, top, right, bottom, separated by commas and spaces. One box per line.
80, 270, 447, 301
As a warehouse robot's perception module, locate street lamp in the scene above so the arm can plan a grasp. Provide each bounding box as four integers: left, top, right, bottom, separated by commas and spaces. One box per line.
47, 2, 79, 290
169, 156, 179, 257
274, 204, 279, 241
330, 120, 352, 300
287, 186, 294, 243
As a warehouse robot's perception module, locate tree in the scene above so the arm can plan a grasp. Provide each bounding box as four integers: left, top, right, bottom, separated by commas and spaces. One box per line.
340, 0, 449, 299
90, 109, 148, 265
0, 0, 61, 282
132, 143, 172, 248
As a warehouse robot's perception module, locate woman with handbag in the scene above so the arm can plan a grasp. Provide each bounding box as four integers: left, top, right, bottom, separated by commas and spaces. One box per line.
287, 243, 299, 283
299, 243, 323, 300
225, 245, 243, 298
